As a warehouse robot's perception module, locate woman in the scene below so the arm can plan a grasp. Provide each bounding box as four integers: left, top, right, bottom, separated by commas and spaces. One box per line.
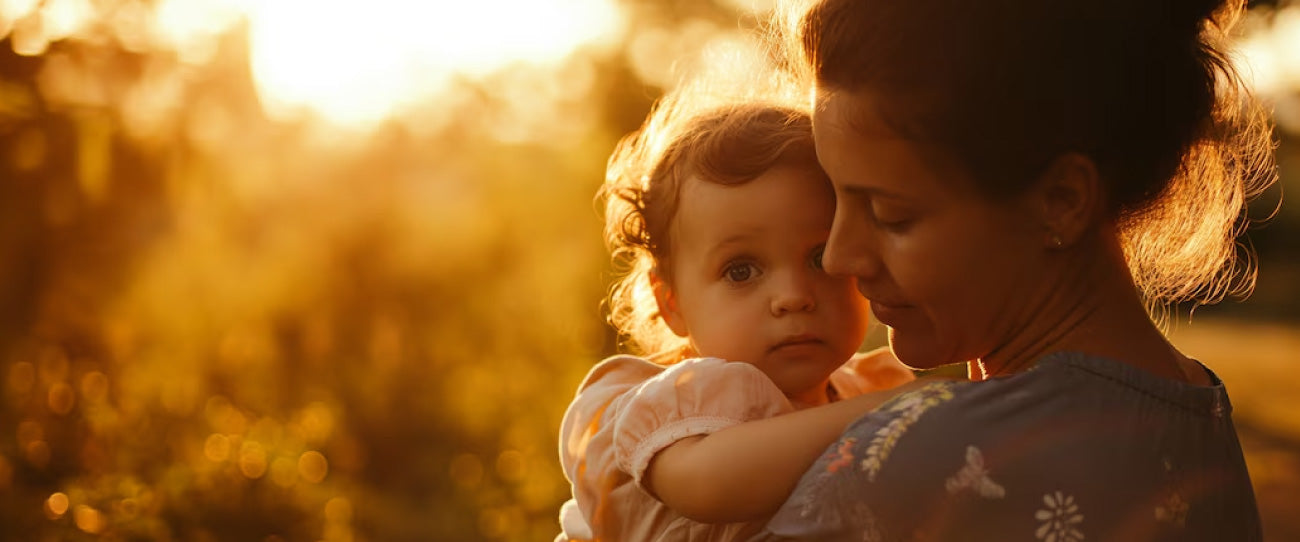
756, 0, 1275, 540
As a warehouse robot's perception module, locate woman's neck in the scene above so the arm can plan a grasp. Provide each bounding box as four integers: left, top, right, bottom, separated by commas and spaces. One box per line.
973, 233, 1202, 384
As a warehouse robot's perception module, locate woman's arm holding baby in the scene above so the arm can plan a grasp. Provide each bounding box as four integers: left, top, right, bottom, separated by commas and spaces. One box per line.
644, 373, 948, 523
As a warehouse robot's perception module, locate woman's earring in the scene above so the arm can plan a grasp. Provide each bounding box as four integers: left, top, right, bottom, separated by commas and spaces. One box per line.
1049, 234, 1064, 248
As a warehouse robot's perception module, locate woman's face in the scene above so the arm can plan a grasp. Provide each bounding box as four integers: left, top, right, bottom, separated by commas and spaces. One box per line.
811, 92, 1051, 370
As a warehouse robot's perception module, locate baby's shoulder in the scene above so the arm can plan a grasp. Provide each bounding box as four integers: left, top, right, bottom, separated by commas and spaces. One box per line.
576, 355, 775, 392
572, 355, 662, 394
572, 357, 793, 488
568, 356, 789, 423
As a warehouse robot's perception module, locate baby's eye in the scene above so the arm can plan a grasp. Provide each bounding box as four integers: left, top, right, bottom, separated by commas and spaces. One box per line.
723, 262, 759, 283
810, 245, 826, 271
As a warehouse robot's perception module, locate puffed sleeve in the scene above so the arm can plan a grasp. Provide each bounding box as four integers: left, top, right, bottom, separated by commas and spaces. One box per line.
612, 357, 794, 489
829, 347, 917, 399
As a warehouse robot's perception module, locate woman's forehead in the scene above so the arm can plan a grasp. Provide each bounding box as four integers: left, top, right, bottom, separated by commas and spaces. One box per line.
811, 95, 987, 202
814, 90, 941, 139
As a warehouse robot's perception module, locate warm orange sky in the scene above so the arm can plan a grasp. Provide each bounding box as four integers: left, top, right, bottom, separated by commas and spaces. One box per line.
2, 0, 1299, 130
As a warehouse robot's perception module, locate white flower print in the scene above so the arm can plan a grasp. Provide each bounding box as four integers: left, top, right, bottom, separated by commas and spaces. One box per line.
944, 446, 1005, 499
1035, 490, 1084, 542
1154, 492, 1188, 528
858, 382, 956, 481
1154, 456, 1188, 529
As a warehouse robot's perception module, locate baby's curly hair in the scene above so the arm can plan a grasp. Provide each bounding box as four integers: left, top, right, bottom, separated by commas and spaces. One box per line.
600, 92, 823, 361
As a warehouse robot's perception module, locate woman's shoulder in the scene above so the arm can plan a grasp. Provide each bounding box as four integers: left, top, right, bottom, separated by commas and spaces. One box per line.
945, 351, 1237, 426
872, 351, 1236, 424
824, 351, 1242, 506
763, 353, 1258, 541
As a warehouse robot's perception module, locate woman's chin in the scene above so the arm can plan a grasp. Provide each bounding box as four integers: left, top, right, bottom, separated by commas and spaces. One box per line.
886, 331, 952, 371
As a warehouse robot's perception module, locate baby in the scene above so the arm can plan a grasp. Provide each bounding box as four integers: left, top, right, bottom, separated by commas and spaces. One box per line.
556, 95, 917, 541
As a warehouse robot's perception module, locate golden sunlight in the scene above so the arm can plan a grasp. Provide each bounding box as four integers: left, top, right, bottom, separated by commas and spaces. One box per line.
1237, 4, 1300, 98
243, 0, 622, 126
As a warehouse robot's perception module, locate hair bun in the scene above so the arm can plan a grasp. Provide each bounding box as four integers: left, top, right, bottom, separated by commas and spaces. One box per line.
1160, 0, 1234, 38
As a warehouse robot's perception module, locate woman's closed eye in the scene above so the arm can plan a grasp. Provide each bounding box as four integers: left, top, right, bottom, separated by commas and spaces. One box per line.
869, 204, 914, 233
722, 261, 761, 284
844, 188, 915, 233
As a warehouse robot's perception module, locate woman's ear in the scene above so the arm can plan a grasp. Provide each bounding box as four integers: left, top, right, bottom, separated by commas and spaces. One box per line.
650, 270, 689, 337
1030, 152, 1103, 248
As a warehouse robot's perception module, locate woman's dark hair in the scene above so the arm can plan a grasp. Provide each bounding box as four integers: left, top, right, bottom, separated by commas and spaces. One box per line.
796, 0, 1276, 308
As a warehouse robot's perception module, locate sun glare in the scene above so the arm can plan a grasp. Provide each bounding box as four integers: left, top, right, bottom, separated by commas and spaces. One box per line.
244, 0, 622, 126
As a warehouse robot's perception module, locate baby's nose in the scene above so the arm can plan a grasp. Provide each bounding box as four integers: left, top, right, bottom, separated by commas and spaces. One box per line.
771, 274, 816, 315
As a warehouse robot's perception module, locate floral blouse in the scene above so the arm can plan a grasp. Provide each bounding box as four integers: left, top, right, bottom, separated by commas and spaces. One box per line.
755, 351, 1262, 542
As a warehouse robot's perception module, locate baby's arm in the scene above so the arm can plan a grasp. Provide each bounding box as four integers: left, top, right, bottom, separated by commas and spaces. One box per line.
643, 376, 944, 523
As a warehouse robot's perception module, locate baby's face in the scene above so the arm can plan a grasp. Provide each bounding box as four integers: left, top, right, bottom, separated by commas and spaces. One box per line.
660, 166, 870, 406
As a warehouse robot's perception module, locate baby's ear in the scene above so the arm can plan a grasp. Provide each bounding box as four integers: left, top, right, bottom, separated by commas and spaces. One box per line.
650, 270, 689, 338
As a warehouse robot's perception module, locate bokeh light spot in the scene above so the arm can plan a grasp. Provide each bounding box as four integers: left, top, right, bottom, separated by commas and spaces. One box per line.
7, 361, 35, 395
324, 497, 353, 524
73, 504, 105, 533
496, 450, 526, 482
47, 381, 75, 415
79, 371, 108, 404
239, 441, 267, 479
206, 395, 249, 434
203, 433, 230, 462
299, 402, 335, 443
117, 497, 139, 520
44, 492, 69, 519
298, 450, 328, 484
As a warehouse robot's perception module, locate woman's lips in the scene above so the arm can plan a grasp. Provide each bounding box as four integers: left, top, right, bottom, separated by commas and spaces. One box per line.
869, 300, 912, 326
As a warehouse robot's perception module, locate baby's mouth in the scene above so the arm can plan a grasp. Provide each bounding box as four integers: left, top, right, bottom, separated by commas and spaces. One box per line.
770, 335, 823, 352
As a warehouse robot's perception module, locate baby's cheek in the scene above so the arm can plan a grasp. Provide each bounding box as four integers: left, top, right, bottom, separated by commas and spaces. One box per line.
699, 323, 763, 363
843, 290, 872, 328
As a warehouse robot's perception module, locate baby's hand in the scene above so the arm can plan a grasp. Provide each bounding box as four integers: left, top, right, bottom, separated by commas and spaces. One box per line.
844, 346, 917, 393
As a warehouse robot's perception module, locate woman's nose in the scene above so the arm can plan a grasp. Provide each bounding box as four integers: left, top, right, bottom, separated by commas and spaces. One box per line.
771, 271, 816, 315
823, 205, 882, 280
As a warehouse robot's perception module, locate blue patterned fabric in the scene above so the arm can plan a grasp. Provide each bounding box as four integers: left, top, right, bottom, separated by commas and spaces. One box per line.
755, 352, 1262, 542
